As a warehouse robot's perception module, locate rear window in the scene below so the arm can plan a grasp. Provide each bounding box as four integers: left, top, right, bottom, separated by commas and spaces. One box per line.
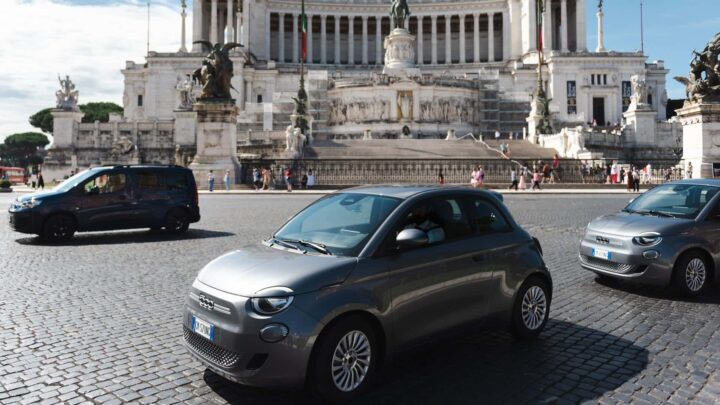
166, 172, 189, 190
137, 171, 161, 189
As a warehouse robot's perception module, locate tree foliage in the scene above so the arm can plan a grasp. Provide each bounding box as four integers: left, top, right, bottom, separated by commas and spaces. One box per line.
1, 132, 49, 167
29, 108, 54, 134
28, 102, 124, 134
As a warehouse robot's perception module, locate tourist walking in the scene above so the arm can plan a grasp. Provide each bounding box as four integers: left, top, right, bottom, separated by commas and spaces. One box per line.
470, 166, 483, 188
687, 162, 693, 179
438, 169, 445, 185
519, 166, 528, 190
664, 168, 672, 183
301, 172, 308, 189
207, 170, 215, 192
306, 169, 315, 189
30, 172, 37, 189
531, 169, 542, 190
626, 167, 634, 192
223, 170, 231, 192
37, 173, 44, 190
632, 167, 641, 192
610, 162, 618, 184
509, 168, 518, 191
285, 167, 293, 192
261, 167, 270, 190
252, 167, 262, 191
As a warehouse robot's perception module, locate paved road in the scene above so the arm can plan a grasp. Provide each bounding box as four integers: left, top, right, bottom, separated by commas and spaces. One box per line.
1, 193, 720, 404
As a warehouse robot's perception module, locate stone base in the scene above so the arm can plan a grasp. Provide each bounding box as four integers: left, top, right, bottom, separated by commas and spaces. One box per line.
677, 103, 720, 179
623, 106, 657, 146
190, 157, 241, 189
382, 28, 417, 76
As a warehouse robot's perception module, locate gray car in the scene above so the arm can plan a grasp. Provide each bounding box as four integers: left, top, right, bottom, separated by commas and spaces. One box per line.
183, 186, 551, 401
580, 180, 720, 296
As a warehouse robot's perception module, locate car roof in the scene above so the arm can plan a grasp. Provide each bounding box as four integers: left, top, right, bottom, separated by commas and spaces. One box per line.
664, 179, 720, 187
341, 184, 501, 200
89, 165, 187, 171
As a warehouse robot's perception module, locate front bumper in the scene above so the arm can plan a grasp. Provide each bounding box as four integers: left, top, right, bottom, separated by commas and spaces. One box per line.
182, 280, 321, 388
579, 232, 674, 286
8, 209, 38, 234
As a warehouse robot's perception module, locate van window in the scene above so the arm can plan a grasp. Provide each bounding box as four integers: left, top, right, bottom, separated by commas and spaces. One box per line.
137, 172, 161, 189
83, 173, 126, 195
166, 172, 189, 190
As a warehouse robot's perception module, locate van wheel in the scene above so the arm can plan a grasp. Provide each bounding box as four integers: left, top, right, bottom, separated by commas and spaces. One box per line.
164, 209, 189, 234
310, 317, 377, 403
511, 277, 550, 339
673, 252, 710, 297
42, 214, 76, 242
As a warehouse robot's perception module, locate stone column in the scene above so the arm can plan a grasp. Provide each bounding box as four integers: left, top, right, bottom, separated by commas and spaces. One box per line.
321, 15, 327, 64
502, 11, 510, 60
237, 68, 245, 110
362, 16, 368, 64
445, 15, 452, 64
510, 0, 522, 58
245, 80, 252, 104
192, 0, 203, 52
236, 3, 242, 43
210, 0, 219, 44
576, 0, 587, 51
242, 0, 251, 48
307, 14, 313, 63
226, 0, 234, 44
528, 0, 537, 52
560, 0, 568, 52
292, 13, 299, 63
264, 11, 270, 60
335, 17, 341, 64
488, 13, 495, 62
180, 5, 188, 52
596, 7, 605, 52
459, 15, 466, 63
348, 16, 355, 64
278, 13, 285, 62
375, 16, 383, 65
543, 3, 552, 52
473, 13, 480, 63
431, 15, 438, 64
417, 16, 424, 65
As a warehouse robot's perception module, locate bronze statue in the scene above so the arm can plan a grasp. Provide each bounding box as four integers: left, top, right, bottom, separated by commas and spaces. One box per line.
674, 32, 720, 104
192, 41, 242, 100
390, 0, 411, 30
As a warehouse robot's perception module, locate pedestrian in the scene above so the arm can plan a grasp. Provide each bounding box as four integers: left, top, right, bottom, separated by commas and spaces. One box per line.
301, 171, 308, 189
306, 169, 315, 189
632, 167, 641, 192
645, 163, 652, 184
532, 169, 542, 190
509, 168, 518, 190
687, 162, 693, 179
438, 169, 445, 185
552, 154, 560, 183
261, 167, 269, 190
542, 162, 551, 184
470, 166, 480, 188
664, 168, 671, 182
207, 170, 215, 192
252, 167, 262, 191
626, 166, 634, 192
605, 163, 612, 184
223, 169, 231, 192
494, 130, 500, 140
519, 165, 528, 190
610, 162, 618, 184
284, 167, 293, 192
30, 172, 37, 189
37, 173, 44, 190
619, 167, 626, 184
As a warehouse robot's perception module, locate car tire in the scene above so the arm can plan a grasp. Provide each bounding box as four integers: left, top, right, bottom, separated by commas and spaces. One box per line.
673, 252, 710, 297
164, 209, 189, 234
41, 214, 76, 242
511, 276, 551, 339
309, 316, 378, 403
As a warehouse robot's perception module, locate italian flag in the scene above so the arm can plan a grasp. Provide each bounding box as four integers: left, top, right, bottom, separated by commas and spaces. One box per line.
301, 0, 307, 61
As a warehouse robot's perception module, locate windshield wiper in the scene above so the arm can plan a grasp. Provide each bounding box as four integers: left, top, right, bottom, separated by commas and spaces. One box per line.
636, 210, 676, 218
279, 238, 333, 255
268, 237, 307, 253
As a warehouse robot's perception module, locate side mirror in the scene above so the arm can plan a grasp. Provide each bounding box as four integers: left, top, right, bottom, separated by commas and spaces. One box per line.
396, 228, 429, 248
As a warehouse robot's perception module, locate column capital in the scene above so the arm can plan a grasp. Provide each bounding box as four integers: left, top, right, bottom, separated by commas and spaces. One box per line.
321, 14, 327, 21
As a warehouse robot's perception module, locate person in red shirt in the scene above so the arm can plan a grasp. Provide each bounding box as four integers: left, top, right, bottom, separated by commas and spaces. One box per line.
284, 168, 293, 192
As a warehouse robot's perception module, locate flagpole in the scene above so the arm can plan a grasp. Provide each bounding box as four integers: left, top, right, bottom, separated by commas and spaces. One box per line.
640, 0, 644, 54
146, 0, 151, 55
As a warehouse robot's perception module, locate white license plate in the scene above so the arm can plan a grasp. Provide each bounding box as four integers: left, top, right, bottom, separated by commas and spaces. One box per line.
192, 316, 214, 341
592, 248, 611, 260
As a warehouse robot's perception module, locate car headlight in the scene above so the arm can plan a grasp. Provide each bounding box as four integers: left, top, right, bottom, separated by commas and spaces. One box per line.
251, 287, 294, 315
19, 198, 42, 209
633, 233, 662, 246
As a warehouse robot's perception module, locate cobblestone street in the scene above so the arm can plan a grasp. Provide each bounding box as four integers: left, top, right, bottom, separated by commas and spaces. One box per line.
2, 193, 720, 404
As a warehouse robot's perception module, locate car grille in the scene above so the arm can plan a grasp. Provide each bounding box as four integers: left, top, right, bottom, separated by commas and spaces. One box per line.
183, 326, 240, 369
580, 255, 636, 274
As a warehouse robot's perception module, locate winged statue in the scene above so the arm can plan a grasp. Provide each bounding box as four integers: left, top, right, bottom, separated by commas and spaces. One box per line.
192, 41, 243, 100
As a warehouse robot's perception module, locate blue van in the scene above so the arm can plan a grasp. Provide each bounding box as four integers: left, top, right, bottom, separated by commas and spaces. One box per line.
9, 165, 200, 242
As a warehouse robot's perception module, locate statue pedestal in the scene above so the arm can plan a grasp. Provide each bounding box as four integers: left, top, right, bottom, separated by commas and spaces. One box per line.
43, 109, 85, 182
677, 103, 720, 179
189, 101, 240, 188
623, 105, 657, 146
383, 28, 420, 77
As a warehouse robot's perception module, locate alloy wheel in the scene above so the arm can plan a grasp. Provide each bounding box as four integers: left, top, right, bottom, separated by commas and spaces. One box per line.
521, 285, 547, 331
685, 258, 706, 292
331, 330, 371, 392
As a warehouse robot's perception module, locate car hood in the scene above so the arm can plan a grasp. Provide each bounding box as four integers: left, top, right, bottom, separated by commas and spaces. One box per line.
196, 243, 358, 297
588, 212, 694, 237
16, 189, 64, 202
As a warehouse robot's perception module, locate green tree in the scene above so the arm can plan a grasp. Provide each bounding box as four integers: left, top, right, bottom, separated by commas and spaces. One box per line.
79, 102, 123, 124
29, 108, 54, 134
2, 132, 49, 167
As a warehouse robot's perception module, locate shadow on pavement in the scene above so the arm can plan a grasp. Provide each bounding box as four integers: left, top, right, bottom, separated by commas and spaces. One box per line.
203, 320, 648, 404
14, 228, 235, 246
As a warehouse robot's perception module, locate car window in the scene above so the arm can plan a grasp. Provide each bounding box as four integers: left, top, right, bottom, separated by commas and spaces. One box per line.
626, 184, 720, 219
83, 173, 126, 195
397, 197, 473, 246
166, 172, 189, 190
468, 198, 511, 233
137, 171, 161, 190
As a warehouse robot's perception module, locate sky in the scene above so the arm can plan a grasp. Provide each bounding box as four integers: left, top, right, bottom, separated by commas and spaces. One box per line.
0, 0, 718, 140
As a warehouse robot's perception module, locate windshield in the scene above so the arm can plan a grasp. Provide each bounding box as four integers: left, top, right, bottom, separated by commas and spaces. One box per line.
53, 169, 100, 193
274, 193, 401, 256
625, 184, 720, 219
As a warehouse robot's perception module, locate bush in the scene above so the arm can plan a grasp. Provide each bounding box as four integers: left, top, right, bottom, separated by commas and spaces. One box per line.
0, 179, 11, 189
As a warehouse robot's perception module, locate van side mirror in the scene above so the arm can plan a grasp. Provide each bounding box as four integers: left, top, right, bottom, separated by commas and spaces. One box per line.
396, 229, 429, 248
